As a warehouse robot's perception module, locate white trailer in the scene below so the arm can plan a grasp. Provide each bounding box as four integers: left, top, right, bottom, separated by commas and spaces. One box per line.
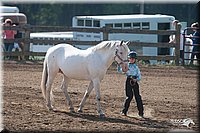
72, 14, 176, 64
30, 14, 177, 63
0, 6, 19, 13
30, 32, 73, 52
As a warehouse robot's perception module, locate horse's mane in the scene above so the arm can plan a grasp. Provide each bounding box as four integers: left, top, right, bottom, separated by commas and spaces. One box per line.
87, 41, 118, 52
87, 40, 130, 55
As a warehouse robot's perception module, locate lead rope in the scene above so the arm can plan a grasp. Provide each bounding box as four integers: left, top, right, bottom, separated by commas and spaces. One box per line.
130, 78, 136, 86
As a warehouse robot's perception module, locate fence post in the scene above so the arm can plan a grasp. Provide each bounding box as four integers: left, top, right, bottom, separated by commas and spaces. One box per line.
103, 26, 109, 41
24, 24, 31, 60
175, 23, 181, 66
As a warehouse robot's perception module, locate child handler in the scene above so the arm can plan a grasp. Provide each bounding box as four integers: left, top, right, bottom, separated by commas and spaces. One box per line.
118, 51, 144, 117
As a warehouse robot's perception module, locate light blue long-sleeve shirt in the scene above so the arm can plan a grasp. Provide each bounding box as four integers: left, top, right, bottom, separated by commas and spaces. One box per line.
118, 63, 141, 81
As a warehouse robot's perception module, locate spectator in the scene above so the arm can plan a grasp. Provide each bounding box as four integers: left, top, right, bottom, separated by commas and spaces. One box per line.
169, 20, 184, 60
2, 19, 17, 59
190, 22, 200, 65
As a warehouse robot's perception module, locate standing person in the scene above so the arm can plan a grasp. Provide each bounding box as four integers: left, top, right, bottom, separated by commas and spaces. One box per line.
2, 19, 17, 59
190, 22, 200, 65
118, 51, 144, 117
169, 20, 184, 61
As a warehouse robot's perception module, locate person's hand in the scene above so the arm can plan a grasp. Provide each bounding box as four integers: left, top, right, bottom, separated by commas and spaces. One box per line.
132, 79, 137, 82
122, 64, 128, 72
130, 78, 137, 86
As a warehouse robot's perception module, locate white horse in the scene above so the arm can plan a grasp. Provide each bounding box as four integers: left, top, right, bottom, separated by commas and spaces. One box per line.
41, 40, 130, 117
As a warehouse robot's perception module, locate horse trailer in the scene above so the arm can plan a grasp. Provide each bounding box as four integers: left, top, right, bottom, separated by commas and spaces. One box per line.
30, 14, 180, 63
72, 14, 175, 63
0, 6, 19, 13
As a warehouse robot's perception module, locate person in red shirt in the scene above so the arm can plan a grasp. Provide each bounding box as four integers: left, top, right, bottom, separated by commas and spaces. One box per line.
3, 19, 17, 53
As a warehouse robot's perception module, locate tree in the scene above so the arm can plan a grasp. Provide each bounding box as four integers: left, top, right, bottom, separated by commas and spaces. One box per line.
4, 3, 197, 27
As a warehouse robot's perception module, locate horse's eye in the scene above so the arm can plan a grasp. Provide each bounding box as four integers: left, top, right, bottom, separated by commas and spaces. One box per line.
120, 52, 123, 55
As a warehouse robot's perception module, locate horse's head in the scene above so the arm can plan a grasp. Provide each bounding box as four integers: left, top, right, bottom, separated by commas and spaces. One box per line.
114, 40, 130, 72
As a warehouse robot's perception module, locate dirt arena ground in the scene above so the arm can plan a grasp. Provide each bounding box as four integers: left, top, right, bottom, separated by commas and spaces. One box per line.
2, 61, 199, 133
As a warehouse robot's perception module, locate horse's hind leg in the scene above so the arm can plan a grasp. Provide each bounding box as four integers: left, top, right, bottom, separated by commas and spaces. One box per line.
61, 75, 74, 113
78, 81, 93, 113
46, 69, 58, 111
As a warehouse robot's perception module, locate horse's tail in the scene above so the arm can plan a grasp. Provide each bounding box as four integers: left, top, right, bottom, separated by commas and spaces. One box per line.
41, 59, 48, 99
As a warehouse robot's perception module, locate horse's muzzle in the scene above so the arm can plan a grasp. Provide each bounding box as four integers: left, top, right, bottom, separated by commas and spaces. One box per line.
121, 63, 128, 72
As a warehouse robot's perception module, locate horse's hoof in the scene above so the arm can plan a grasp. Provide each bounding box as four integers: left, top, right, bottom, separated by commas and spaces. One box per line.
77, 109, 83, 113
47, 107, 54, 111
68, 107, 75, 113
70, 110, 75, 113
48, 107, 57, 112
99, 113, 105, 118
52, 108, 58, 112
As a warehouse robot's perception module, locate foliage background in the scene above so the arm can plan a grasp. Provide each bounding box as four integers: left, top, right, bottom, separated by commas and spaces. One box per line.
2, 3, 198, 27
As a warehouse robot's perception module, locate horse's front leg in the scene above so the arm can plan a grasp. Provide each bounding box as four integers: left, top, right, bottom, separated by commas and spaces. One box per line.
93, 79, 105, 118
61, 75, 74, 113
78, 81, 93, 113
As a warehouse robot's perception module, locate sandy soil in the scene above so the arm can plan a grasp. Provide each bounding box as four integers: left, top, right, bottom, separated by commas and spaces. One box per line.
2, 61, 199, 132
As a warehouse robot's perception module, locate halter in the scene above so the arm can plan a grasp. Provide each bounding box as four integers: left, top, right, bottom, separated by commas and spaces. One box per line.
114, 49, 129, 65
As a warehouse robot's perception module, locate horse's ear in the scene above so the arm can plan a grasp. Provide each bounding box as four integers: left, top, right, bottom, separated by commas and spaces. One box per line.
120, 40, 124, 46
126, 41, 130, 45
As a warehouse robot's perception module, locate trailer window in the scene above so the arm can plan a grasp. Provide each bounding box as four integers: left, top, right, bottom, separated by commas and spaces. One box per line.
85, 20, 92, 27
133, 23, 140, 29
77, 34, 84, 37
157, 23, 170, 55
142, 22, 150, 29
105, 24, 113, 28
158, 23, 170, 42
114, 23, 122, 28
124, 23, 131, 28
77, 19, 84, 26
93, 20, 100, 27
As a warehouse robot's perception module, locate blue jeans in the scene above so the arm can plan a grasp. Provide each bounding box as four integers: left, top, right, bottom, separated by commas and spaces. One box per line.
4, 43, 14, 52
4, 43, 14, 59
